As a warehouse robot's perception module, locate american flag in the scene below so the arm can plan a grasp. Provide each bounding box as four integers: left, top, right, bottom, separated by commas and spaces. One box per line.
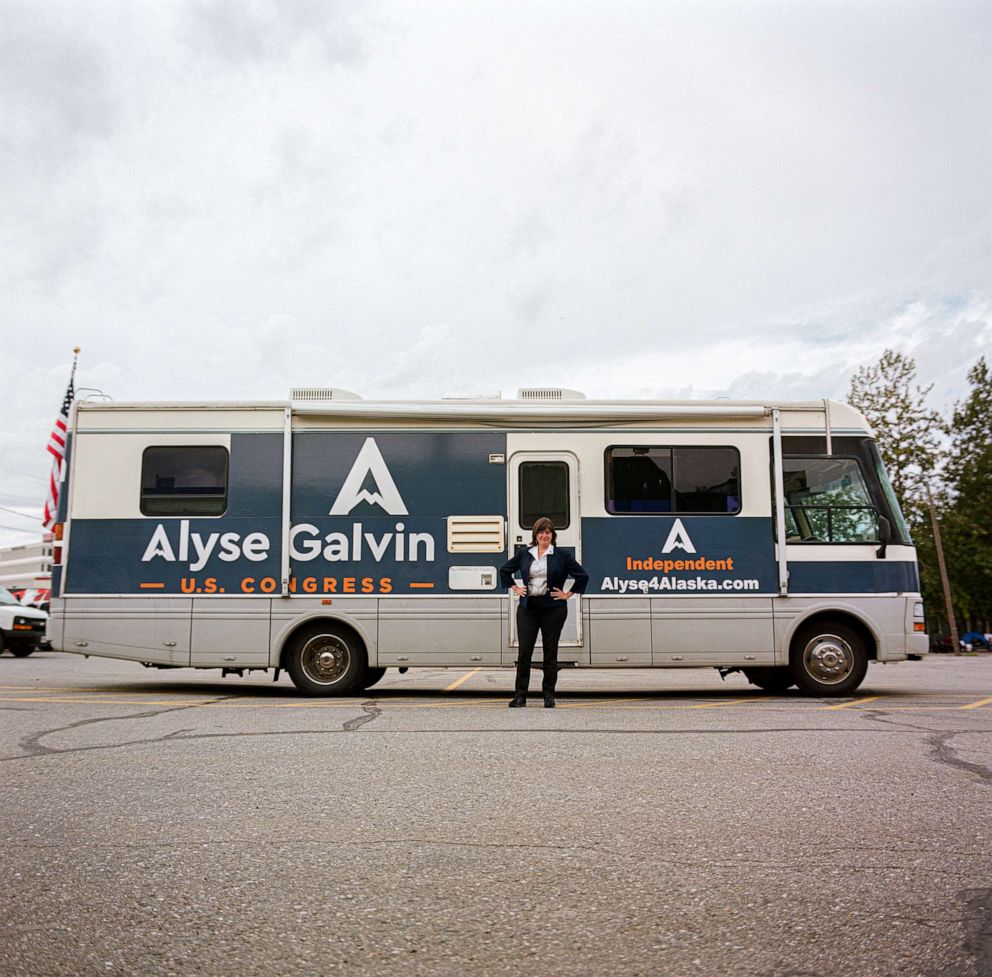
42, 378, 75, 529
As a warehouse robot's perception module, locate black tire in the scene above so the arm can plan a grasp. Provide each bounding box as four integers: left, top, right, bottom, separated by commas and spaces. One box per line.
285, 623, 367, 696
742, 667, 794, 693
789, 620, 869, 696
358, 667, 387, 690
11, 645, 36, 658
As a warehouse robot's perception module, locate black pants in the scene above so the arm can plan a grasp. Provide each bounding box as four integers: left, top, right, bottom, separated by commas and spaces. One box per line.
515, 601, 569, 696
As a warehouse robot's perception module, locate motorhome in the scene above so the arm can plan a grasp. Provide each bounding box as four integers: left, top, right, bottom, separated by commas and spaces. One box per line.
47, 388, 928, 696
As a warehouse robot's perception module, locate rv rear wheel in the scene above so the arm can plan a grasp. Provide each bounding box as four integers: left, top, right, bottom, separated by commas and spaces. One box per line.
742, 667, 794, 693
789, 620, 869, 697
286, 624, 367, 696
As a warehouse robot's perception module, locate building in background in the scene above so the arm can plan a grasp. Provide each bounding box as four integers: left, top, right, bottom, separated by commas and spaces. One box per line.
0, 534, 53, 605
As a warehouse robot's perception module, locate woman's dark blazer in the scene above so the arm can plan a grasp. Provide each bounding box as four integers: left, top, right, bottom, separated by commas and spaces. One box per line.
499, 547, 590, 609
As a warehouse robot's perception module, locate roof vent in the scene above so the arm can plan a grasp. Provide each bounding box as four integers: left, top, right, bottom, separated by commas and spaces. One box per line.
516, 387, 587, 401
290, 387, 362, 402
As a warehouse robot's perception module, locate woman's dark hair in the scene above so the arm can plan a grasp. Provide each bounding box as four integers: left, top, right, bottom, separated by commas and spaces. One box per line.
530, 517, 557, 546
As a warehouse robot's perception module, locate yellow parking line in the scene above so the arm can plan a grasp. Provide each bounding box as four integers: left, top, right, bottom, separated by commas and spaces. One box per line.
444, 668, 481, 692
960, 696, 992, 710
687, 696, 770, 709
558, 697, 659, 708
824, 695, 884, 710
408, 697, 498, 708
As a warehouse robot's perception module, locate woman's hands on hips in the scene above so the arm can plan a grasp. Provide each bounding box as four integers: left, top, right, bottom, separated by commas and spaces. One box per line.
551, 588, 574, 601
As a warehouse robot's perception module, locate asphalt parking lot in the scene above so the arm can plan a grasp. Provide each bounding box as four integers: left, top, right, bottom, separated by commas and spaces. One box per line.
1, 652, 991, 977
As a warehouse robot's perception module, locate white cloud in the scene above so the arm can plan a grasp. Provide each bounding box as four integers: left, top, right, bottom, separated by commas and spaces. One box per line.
1, 0, 990, 546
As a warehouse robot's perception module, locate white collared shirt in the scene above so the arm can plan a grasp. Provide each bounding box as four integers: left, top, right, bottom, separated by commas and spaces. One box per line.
526, 544, 554, 596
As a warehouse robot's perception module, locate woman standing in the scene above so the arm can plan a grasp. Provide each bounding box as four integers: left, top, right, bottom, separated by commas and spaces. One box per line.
499, 517, 589, 708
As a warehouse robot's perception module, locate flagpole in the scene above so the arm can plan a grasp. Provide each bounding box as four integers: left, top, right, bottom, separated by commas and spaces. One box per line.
41, 350, 80, 531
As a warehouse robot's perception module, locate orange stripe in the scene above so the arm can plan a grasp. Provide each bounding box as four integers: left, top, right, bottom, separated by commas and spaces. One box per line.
408, 582, 435, 589
139, 582, 166, 589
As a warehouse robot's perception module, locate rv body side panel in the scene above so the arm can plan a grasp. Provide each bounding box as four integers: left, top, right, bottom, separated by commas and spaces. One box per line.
61, 597, 191, 666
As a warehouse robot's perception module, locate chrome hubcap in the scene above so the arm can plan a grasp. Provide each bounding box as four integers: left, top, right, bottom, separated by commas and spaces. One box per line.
300, 634, 351, 685
802, 633, 854, 685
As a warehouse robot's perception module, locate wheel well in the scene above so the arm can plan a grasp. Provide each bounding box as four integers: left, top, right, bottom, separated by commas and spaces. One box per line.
790, 611, 878, 661
278, 617, 368, 669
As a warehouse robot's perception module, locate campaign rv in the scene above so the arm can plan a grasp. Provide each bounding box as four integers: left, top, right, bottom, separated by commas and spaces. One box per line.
47, 388, 928, 696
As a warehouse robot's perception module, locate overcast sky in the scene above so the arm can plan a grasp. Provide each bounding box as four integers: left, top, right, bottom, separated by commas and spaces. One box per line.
1, 0, 990, 546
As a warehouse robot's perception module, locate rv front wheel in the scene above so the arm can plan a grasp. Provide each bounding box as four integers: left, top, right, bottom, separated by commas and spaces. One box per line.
789, 621, 868, 697
286, 625, 366, 696
359, 667, 387, 690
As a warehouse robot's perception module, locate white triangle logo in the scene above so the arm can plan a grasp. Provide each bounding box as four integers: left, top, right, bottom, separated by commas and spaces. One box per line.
329, 438, 409, 515
661, 518, 696, 554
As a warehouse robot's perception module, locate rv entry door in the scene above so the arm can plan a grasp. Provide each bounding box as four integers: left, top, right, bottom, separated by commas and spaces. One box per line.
507, 451, 583, 652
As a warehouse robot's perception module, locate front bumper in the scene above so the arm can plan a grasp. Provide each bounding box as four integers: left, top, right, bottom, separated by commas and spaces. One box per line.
2, 626, 46, 649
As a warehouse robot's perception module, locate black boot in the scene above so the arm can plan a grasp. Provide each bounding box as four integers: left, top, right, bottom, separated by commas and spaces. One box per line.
544, 694, 555, 708
508, 694, 527, 708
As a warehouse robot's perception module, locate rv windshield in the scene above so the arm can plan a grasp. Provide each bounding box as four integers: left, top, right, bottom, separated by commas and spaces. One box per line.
0, 586, 20, 606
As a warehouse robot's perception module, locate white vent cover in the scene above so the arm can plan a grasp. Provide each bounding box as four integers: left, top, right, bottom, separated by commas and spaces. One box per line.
290, 387, 362, 402
447, 515, 505, 553
516, 388, 587, 401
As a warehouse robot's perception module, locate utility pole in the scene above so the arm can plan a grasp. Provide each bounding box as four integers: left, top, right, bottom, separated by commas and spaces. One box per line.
926, 481, 959, 655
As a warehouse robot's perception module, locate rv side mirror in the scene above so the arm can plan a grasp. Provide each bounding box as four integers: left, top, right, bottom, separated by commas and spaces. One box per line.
876, 515, 892, 559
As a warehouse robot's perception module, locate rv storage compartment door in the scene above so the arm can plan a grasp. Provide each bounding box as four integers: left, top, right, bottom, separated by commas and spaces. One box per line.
377, 597, 502, 666
61, 597, 192, 666
650, 597, 775, 666
190, 598, 271, 667
589, 598, 652, 665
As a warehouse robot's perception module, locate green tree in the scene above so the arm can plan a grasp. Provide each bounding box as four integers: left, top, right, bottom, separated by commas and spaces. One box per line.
943, 358, 992, 629
847, 350, 948, 631
847, 350, 945, 528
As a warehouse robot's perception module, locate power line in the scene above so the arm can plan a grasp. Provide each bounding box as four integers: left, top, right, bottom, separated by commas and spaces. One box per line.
0, 506, 42, 522
4, 471, 47, 483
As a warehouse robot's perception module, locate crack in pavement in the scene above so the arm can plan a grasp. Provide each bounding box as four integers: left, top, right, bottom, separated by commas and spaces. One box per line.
928, 731, 992, 788
858, 709, 992, 788
0, 836, 619, 857
342, 699, 382, 732
4, 720, 989, 763
0, 835, 982, 879
3, 695, 248, 762
0, 726, 905, 762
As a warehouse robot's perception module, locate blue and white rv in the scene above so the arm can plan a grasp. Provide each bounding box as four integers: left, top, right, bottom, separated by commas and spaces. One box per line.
47, 388, 928, 696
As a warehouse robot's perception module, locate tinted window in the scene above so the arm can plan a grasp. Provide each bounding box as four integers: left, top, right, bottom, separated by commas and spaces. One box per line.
607, 447, 740, 514
673, 447, 740, 513
519, 462, 569, 529
141, 446, 229, 516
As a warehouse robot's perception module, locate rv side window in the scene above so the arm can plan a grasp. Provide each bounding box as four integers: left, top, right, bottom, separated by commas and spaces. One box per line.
781, 456, 878, 543
606, 447, 740, 514
519, 462, 569, 530
140, 446, 229, 517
